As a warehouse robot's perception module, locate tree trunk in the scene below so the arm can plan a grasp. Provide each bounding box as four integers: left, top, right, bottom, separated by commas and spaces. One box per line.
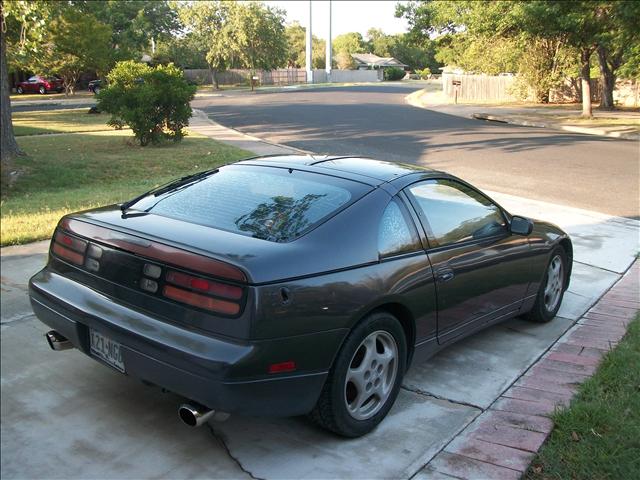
596, 45, 618, 111
209, 67, 219, 90
1, 4, 22, 185
580, 48, 593, 118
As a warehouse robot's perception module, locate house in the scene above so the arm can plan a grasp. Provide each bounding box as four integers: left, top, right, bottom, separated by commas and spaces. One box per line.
351, 53, 408, 71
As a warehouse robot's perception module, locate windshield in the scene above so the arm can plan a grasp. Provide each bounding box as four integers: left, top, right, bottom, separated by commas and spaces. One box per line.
135, 165, 371, 242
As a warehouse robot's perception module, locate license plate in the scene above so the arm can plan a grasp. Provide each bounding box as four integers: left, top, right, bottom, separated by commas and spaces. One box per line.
90, 328, 125, 373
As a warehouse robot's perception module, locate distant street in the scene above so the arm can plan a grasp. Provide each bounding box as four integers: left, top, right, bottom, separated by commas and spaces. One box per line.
195, 84, 639, 219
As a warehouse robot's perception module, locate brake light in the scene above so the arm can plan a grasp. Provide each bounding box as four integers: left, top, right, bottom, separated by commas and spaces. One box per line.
165, 270, 242, 300
163, 285, 240, 315
52, 243, 84, 265
52, 230, 87, 265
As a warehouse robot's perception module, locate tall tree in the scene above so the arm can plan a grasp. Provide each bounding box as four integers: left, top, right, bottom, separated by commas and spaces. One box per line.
285, 22, 325, 69
399, 0, 617, 116
1, 0, 21, 177
594, 1, 640, 109
178, 1, 230, 89
333, 32, 367, 55
38, 9, 112, 94
2, 0, 54, 181
225, 2, 287, 73
79, 0, 179, 63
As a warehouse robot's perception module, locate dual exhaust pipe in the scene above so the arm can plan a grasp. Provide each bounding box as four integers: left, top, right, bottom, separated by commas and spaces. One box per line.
46, 330, 226, 428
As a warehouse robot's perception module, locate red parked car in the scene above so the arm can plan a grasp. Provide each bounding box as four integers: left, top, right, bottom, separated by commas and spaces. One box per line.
16, 76, 64, 94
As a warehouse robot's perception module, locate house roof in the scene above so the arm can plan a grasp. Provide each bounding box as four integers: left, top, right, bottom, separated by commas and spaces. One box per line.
350, 53, 407, 68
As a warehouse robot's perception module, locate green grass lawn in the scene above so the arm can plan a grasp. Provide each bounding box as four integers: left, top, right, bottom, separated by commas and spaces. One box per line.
527, 314, 640, 479
12, 108, 113, 136
1, 129, 251, 245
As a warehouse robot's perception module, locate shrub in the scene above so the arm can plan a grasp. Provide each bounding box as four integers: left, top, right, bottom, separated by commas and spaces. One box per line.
418, 67, 432, 79
98, 61, 197, 146
383, 67, 405, 81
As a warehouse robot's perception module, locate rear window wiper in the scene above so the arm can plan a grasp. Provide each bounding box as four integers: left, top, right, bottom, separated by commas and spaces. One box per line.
120, 168, 219, 212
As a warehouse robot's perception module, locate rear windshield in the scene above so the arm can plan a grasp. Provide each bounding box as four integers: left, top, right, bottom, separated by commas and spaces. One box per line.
136, 165, 370, 242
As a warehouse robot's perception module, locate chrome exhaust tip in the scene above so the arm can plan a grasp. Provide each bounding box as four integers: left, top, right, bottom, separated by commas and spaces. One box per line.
45, 331, 73, 351
178, 402, 215, 427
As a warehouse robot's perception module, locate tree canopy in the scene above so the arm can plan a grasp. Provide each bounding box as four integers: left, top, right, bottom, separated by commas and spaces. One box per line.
398, 0, 640, 114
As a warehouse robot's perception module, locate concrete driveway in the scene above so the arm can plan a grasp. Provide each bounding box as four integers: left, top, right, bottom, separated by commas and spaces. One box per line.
2, 191, 638, 479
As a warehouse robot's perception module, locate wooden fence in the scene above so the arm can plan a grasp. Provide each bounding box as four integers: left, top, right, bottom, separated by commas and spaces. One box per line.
184, 69, 307, 86
442, 73, 519, 102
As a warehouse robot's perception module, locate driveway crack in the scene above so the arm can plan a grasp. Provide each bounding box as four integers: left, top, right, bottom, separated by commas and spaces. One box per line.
401, 385, 484, 411
207, 424, 265, 480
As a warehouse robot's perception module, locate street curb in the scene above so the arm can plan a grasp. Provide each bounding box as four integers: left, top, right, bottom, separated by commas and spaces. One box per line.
189, 109, 313, 156
422, 260, 639, 479
471, 113, 640, 141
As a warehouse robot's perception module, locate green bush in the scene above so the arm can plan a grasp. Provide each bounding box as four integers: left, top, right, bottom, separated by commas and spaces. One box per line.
97, 61, 196, 146
383, 67, 406, 81
418, 67, 432, 79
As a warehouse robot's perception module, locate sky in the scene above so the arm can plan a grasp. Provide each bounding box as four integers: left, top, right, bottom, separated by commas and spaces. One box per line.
263, 1, 410, 40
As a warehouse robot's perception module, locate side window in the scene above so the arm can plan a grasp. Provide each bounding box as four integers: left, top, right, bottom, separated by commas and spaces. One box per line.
407, 179, 506, 247
378, 198, 421, 258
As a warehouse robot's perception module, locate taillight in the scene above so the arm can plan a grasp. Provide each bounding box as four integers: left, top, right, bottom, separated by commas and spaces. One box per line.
52, 231, 87, 265
163, 285, 240, 315
165, 270, 242, 300
163, 269, 242, 315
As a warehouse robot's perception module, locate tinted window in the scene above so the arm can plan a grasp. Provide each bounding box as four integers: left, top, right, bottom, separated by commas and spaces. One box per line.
378, 199, 420, 257
408, 180, 506, 246
138, 166, 370, 242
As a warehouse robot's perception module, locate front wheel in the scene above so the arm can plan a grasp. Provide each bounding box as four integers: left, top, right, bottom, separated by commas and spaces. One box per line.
528, 247, 567, 323
38, 85, 46, 94
309, 311, 407, 437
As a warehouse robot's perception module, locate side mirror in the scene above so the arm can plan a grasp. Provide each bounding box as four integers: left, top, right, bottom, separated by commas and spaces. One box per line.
510, 215, 534, 236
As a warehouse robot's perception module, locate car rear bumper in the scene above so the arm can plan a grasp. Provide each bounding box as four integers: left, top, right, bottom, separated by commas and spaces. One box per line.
29, 268, 344, 417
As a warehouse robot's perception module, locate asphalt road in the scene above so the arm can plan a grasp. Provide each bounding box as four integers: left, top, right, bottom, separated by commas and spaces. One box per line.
194, 84, 639, 219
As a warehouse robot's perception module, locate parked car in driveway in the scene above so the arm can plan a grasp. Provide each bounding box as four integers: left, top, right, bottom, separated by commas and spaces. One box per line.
88, 79, 103, 94
15, 75, 64, 94
29, 156, 572, 437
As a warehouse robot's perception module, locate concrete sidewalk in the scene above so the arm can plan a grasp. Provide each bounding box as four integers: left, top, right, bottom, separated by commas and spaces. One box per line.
407, 89, 640, 141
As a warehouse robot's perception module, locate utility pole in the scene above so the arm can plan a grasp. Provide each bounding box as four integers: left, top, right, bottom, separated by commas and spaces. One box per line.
325, 0, 332, 82
305, 1, 313, 83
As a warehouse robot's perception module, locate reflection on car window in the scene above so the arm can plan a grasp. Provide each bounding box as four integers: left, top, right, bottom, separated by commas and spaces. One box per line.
408, 180, 506, 246
378, 199, 420, 257
141, 166, 359, 242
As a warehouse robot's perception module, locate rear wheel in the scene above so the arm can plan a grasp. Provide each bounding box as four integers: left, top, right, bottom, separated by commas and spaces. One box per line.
309, 311, 406, 437
17, 86, 24, 94
38, 85, 46, 94
528, 246, 567, 323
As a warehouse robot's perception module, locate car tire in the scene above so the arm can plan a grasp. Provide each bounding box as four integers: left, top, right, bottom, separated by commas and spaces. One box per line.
309, 311, 407, 437
17, 86, 24, 94
93, 86, 100, 95
39, 86, 46, 94
527, 246, 567, 323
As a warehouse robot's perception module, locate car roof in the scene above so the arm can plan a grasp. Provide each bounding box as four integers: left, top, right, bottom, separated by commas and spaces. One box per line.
236, 155, 440, 185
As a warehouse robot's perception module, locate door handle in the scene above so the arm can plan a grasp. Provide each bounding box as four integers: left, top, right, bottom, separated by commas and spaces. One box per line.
436, 270, 455, 283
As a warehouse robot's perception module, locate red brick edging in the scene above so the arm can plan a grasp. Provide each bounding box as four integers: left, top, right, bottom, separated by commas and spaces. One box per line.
422, 262, 639, 480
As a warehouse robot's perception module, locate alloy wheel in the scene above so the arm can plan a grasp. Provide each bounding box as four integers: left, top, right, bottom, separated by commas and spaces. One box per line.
544, 255, 564, 312
344, 330, 398, 421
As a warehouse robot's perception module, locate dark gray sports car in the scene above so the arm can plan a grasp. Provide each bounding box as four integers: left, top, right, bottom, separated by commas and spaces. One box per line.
29, 156, 572, 437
